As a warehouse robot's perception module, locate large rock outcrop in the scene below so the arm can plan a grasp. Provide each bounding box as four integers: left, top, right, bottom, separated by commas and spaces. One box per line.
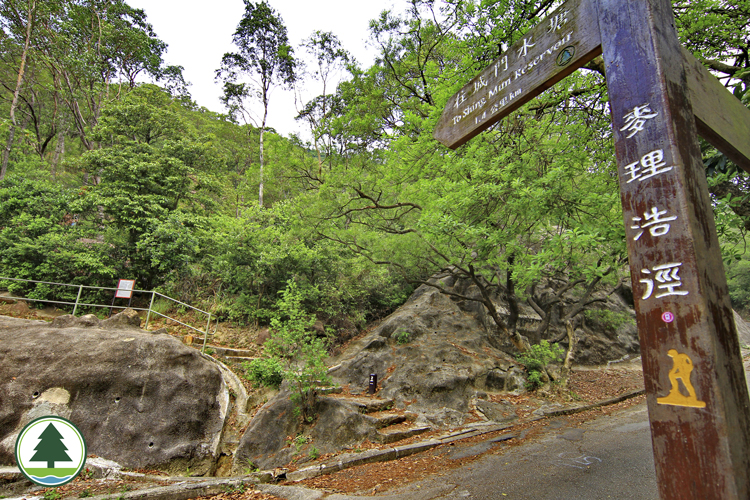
232, 274, 750, 471
233, 394, 387, 472
328, 281, 527, 417
0, 312, 230, 475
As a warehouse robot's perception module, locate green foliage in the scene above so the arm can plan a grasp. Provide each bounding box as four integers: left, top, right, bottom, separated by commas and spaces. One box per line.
217, 0, 296, 103
217, 0, 296, 207
309, 446, 320, 460
241, 358, 284, 389
0, 176, 116, 303
293, 434, 309, 452
263, 279, 331, 421
205, 204, 409, 330
241, 459, 259, 475
516, 340, 564, 390
395, 330, 411, 345
725, 255, 750, 315
1, 0, 747, 373
584, 309, 635, 331
76, 85, 219, 290
150, 298, 173, 316
43, 490, 61, 500
222, 483, 247, 494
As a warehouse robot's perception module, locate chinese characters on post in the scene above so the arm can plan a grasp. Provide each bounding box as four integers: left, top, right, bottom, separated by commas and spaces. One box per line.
618, 104, 689, 304
631, 207, 677, 241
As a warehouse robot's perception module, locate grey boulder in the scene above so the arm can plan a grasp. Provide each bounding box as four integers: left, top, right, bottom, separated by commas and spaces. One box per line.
0, 314, 229, 475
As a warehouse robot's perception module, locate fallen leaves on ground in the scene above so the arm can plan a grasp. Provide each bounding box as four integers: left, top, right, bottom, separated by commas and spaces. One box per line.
296, 368, 646, 495
192, 489, 283, 500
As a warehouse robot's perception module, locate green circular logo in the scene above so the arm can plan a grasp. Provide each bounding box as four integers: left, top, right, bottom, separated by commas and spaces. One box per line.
557, 45, 576, 66
15, 416, 87, 487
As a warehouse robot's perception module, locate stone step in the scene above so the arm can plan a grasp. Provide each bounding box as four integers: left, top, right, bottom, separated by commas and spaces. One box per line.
319, 386, 344, 395
374, 425, 431, 444
221, 356, 258, 363
211, 346, 257, 358
0, 294, 20, 304
332, 396, 395, 414
370, 411, 417, 429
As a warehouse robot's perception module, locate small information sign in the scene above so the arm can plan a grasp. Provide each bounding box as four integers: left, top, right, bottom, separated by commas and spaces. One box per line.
115, 279, 135, 299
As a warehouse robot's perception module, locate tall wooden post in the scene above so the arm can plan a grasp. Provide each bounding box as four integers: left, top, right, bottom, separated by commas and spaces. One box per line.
597, 0, 750, 498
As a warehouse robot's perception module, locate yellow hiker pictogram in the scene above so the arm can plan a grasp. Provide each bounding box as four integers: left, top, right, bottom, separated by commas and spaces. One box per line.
657, 349, 706, 408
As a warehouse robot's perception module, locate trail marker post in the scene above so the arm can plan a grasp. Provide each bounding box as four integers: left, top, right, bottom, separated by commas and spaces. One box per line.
434, 0, 750, 498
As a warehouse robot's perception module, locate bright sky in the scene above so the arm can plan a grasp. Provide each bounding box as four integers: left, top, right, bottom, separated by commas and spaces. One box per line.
127, 0, 398, 140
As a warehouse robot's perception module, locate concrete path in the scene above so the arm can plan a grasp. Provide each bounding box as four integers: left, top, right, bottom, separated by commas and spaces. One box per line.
362, 401, 658, 500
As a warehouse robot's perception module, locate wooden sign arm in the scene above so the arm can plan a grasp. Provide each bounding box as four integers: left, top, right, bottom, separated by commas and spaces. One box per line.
682, 48, 750, 173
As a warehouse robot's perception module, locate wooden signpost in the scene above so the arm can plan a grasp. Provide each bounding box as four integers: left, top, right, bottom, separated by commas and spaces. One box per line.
435, 1, 750, 499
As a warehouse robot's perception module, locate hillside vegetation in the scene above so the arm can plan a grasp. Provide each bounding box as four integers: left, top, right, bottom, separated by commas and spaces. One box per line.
2, 0, 750, 350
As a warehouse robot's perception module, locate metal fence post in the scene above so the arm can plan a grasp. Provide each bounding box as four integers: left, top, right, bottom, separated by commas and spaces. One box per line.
201, 313, 211, 354
145, 291, 156, 330
72, 285, 83, 316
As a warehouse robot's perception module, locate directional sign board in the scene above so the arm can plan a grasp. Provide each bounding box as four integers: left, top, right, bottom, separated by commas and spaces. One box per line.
435, 0, 750, 498
435, 0, 750, 174
434, 0, 601, 149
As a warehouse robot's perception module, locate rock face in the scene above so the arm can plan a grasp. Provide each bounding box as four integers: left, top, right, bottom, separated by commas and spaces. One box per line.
735, 310, 750, 347
233, 394, 382, 472
231, 276, 644, 471
328, 281, 527, 418
0, 312, 229, 475
328, 277, 640, 414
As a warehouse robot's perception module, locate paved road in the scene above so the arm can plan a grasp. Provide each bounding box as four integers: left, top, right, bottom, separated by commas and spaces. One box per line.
429, 403, 658, 500
319, 401, 660, 500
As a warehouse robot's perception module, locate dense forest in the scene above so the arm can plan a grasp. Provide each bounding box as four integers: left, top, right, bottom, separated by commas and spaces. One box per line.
1, 0, 749, 348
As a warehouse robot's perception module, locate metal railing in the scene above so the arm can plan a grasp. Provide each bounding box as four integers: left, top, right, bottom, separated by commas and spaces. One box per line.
0, 277, 217, 353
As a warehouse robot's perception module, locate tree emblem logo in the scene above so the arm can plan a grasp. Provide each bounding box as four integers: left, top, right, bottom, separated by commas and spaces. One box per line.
15, 416, 87, 486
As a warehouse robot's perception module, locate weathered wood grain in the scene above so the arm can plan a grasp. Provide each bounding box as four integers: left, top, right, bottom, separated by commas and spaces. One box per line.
433, 0, 601, 149
683, 48, 750, 173
597, 0, 750, 498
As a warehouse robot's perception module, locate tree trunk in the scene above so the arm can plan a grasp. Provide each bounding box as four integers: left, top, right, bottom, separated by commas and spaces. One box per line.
258, 92, 269, 208
50, 125, 66, 179
561, 320, 578, 381
1, 127, 17, 181
1, 0, 35, 181
258, 126, 265, 207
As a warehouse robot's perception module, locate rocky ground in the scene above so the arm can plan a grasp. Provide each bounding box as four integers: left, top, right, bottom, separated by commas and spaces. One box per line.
292, 369, 647, 496
1, 362, 650, 500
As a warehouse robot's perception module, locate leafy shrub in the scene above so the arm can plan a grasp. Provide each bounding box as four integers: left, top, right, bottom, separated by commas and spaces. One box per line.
201, 207, 411, 336
395, 330, 411, 344
516, 340, 564, 390
264, 279, 331, 421
0, 177, 117, 302
584, 309, 635, 330
726, 257, 750, 316
150, 298, 173, 316
241, 358, 284, 389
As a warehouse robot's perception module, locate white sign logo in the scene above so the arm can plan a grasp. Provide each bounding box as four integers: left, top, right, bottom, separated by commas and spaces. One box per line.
15, 416, 87, 486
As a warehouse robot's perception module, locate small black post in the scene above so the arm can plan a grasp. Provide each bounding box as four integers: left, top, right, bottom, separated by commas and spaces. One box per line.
368, 374, 377, 395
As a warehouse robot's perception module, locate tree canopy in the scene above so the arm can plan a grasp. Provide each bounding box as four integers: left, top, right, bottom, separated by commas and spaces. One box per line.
1, 0, 749, 351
